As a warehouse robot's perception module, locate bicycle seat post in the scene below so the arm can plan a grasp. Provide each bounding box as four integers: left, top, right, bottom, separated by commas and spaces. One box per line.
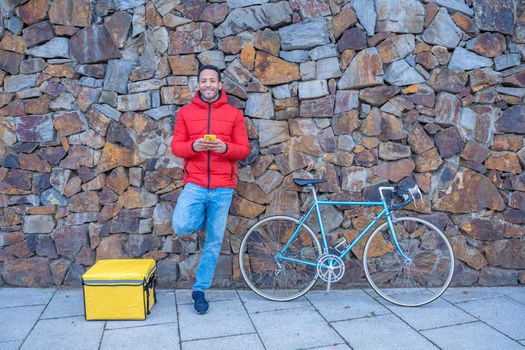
308, 184, 318, 203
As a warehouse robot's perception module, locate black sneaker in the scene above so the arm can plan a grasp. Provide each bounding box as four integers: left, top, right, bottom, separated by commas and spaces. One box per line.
192, 291, 209, 314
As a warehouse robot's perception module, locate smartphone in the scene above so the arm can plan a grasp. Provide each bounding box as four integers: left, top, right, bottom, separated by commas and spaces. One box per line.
204, 134, 216, 141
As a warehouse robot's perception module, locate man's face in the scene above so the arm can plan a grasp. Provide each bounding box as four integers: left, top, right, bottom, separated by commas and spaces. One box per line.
198, 69, 221, 102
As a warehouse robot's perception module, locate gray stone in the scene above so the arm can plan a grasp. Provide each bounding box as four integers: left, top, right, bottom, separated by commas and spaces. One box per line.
448, 48, 493, 71
224, 59, 252, 84
4, 74, 37, 93
309, 44, 338, 60
495, 54, 521, 71
70, 25, 121, 64
197, 50, 226, 70
435, 0, 474, 16
300, 61, 316, 80
435, 92, 461, 125
351, 0, 376, 36
20, 58, 47, 74
334, 90, 359, 114
298, 80, 329, 99
272, 85, 291, 99
93, 104, 121, 121
422, 8, 463, 49
214, 7, 268, 38
280, 50, 309, 63
128, 79, 164, 94
152, 0, 177, 16
103, 60, 133, 95
114, 0, 146, 10
376, 0, 425, 34
279, 16, 330, 50
316, 57, 342, 80
384, 60, 425, 86
15, 114, 54, 142
226, 0, 268, 8
117, 92, 151, 112
49, 93, 75, 111
496, 86, 525, 97
7, 16, 23, 35
245, 93, 274, 119
49, 168, 71, 194
253, 119, 290, 148
473, 0, 515, 35
23, 215, 55, 234
144, 106, 175, 120
132, 5, 145, 37
261, 2, 294, 28
379, 141, 411, 160
149, 27, 169, 54
26, 38, 70, 59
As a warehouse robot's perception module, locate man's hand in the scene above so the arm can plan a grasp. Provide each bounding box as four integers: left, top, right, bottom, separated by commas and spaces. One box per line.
193, 138, 227, 154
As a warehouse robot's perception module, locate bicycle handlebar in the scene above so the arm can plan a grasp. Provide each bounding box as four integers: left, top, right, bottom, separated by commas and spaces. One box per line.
378, 184, 422, 211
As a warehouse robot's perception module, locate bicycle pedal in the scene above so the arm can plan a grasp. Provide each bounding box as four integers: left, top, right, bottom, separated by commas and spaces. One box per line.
334, 237, 347, 253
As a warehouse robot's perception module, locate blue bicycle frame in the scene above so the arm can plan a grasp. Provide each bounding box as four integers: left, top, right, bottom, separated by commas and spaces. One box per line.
278, 188, 411, 267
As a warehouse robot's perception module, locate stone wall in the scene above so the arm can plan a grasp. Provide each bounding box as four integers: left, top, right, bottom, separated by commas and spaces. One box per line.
0, 0, 524, 288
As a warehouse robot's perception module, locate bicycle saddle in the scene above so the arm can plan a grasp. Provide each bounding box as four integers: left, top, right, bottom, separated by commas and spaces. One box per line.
293, 178, 327, 187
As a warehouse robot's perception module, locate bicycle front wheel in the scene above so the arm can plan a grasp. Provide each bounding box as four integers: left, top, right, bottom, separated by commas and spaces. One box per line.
239, 216, 322, 301
363, 217, 454, 307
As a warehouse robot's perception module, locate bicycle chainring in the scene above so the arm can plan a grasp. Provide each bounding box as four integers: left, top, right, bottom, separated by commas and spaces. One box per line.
316, 254, 345, 283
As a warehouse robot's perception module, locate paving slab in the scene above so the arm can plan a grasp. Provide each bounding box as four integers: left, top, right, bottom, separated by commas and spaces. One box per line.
0, 340, 23, 350
238, 290, 310, 314
100, 323, 179, 350
332, 313, 439, 350
422, 321, 524, 350
496, 287, 525, 304
181, 333, 264, 350
442, 287, 503, 304
250, 306, 344, 350
455, 295, 525, 340
178, 298, 254, 341
41, 289, 85, 319
306, 289, 391, 322
175, 289, 238, 305
0, 288, 55, 308
379, 297, 475, 331
106, 291, 177, 330
20, 316, 104, 350
0, 305, 45, 342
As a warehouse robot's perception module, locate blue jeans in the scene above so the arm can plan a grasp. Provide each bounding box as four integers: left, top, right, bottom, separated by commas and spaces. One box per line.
171, 183, 234, 292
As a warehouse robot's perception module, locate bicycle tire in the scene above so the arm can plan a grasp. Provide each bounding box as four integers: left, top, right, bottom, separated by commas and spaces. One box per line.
239, 215, 322, 301
363, 217, 454, 307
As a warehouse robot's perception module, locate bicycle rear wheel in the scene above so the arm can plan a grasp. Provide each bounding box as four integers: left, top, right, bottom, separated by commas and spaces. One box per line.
363, 217, 454, 307
239, 216, 322, 301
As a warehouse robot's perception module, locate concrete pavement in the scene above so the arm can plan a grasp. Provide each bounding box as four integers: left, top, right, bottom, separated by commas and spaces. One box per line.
1, 287, 524, 350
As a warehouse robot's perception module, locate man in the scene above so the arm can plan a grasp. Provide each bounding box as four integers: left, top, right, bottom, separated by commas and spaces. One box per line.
171, 64, 250, 314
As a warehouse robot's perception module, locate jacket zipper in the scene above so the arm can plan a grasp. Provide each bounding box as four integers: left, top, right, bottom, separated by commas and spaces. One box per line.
207, 102, 211, 189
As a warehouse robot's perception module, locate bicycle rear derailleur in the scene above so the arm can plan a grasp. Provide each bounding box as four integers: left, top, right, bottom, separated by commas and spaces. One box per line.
316, 254, 345, 292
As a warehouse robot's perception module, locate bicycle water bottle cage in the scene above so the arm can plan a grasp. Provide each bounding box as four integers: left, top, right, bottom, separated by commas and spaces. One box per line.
293, 178, 327, 187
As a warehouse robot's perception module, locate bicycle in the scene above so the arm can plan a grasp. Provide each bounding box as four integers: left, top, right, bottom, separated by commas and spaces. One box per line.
239, 178, 455, 307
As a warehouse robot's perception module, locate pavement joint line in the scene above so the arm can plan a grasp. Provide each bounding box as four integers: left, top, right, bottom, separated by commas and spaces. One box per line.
40, 313, 85, 320
181, 331, 259, 344
366, 288, 445, 350
246, 304, 313, 315
301, 343, 349, 350
235, 289, 268, 350
174, 288, 183, 350
329, 310, 393, 324
304, 287, 355, 350
0, 304, 49, 309
19, 288, 58, 350
104, 321, 178, 331
498, 292, 525, 306
417, 319, 479, 332
97, 321, 107, 350
451, 297, 525, 345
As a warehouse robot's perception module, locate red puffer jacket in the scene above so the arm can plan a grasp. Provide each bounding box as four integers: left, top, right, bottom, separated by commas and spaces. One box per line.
171, 89, 250, 188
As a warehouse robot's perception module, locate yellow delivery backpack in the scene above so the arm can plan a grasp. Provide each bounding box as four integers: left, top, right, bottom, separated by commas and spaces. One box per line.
82, 259, 157, 320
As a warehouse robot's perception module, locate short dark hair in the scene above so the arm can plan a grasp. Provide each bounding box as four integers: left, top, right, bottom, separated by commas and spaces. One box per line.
198, 64, 221, 81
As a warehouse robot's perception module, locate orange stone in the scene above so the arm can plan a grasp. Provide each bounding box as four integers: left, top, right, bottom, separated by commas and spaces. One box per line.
254, 51, 300, 85
0, 32, 27, 54
240, 43, 256, 71
168, 55, 198, 75
402, 84, 419, 94
145, 0, 163, 27
18, 0, 49, 25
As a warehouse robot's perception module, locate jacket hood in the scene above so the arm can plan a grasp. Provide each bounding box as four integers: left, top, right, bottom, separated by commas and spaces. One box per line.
192, 88, 228, 109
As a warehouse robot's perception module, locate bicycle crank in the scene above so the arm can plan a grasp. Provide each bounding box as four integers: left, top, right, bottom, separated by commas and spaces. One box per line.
316, 254, 345, 292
